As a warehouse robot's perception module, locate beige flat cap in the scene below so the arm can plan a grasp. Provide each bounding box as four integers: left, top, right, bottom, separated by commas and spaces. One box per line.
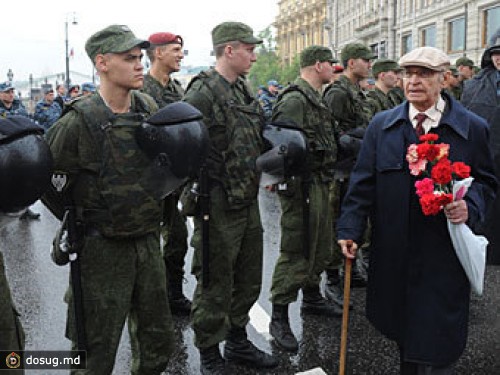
399, 46, 450, 71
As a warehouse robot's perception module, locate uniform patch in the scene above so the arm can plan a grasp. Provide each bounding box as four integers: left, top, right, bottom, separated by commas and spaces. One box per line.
51, 172, 68, 192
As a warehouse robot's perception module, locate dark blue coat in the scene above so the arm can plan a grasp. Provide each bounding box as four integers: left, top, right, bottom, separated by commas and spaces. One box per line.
337, 94, 497, 366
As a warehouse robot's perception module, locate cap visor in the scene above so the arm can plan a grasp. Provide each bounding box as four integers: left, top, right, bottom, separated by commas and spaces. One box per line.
241, 36, 263, 45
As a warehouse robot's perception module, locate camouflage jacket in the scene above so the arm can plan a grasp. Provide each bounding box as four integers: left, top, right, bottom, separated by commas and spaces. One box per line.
0, 99, 29, 118
34, 100, 61, 130
184, 69, 265, 209
272, 77, 336, 182
323, 75, 373, 135
366, 87, 396, 115
42, 91, 162, 238
142, 73, 184, 108
387, 86, 405, 107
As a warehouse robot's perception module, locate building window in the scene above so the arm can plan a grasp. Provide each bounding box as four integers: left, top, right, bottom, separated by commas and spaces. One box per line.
484, 6, 500, 46
421, 25, 436, 47
448, 17, 465, 52
402, 34, 412, 55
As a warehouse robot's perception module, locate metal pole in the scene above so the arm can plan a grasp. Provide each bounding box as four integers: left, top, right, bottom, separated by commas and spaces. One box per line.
65, 20, 70, 90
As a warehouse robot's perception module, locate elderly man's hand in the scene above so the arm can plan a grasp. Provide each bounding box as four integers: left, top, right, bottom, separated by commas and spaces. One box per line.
444, 199, 468, 224
338, 239, 358, 259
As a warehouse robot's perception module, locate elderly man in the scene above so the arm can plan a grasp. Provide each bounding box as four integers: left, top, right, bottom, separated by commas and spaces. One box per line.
142, 31, 192, 316
461, 28, 500, 265
183, 21, 277, 374
337, 46, 497, 374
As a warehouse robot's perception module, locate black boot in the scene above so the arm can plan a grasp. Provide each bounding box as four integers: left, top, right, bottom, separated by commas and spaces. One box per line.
340, 258, 368, 288
325, 270, 353, 309
224, 326, 278, 368
200, 345, 226, 375
168, 281, 192, 316
302, 287, 342, 317
269, 304, 298, 352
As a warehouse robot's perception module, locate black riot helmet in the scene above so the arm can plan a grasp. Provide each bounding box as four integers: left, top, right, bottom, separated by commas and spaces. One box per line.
0, 116, 53, 220
136, 101, 209, 199
256, 122, 307, 186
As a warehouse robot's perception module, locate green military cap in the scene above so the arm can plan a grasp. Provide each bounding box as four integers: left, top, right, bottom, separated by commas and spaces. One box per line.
85, 24, 150, 62
300, 45, 337, 68
371, 58, 403, 77
341, 43, 375, 63
212, 21, 263, 46
455, 56, 474, 67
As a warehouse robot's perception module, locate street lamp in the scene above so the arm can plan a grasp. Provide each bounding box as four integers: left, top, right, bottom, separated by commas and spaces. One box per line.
7, 69, 13, 83
65, 12, 78, 90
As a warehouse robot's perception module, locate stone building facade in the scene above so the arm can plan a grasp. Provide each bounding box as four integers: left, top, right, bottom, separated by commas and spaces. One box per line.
276, 0, 500, 66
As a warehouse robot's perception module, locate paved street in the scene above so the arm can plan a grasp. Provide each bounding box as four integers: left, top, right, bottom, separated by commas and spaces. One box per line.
1, 190, 499, 374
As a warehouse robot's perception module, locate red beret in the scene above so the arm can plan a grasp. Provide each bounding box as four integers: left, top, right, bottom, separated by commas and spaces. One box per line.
333, 65, 344, 73
148, 32, 183, 46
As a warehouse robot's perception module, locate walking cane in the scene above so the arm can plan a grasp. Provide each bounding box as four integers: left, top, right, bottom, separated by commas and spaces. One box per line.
339, 240, 354, 375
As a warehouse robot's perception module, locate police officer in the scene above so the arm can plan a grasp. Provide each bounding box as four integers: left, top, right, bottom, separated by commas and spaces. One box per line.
269, 45, 340, 352
183, 21, 277, 374
142, 31, 191, 316
258, 79, 280, 120
323, 43, 374, 306
0, 82, 29, 118
33, 86, 61, 130
366, 58, 403, 114
42, 25, 174, 374
81, 82, 96, 96
1, 115, 53, 374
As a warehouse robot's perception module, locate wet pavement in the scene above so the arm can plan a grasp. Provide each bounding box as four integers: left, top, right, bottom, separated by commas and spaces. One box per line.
1, 190, 499, 374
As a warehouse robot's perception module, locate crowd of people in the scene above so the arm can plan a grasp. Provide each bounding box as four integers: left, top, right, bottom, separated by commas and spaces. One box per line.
0, 20, 499, 375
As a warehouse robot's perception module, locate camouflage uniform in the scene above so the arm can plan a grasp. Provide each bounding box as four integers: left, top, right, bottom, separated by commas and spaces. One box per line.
33, 99, 61, 130
0, 99, 29, 118
270, 77, 336, 304
183, 68, 265, 349
43, 91, 174, 375
323, 73, 371, 284
141, 73, 190, 311
0, 252, 25, 355
388, 86, 405, 106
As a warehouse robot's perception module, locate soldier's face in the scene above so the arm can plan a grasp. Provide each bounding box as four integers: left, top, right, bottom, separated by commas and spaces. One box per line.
403, 66, 443, 111
457, 65, 473, 79
230, 42, 257, 76
102, 47, 145, 90
161, 43, 184, 73
382, 70, 398, 88
352, 58, 371, 79
318, 61, 334, 84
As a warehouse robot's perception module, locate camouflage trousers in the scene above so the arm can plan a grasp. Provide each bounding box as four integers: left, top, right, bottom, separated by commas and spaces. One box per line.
65, 231, 174, 375
190, 186, 263, 349
326, 178, 371, 273
162, 194, 189, 286
0, 252, 25, 375
270, 180, 333, 305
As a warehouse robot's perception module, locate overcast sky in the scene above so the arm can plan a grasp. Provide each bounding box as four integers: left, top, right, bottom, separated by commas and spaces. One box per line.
2, 0, 278, 84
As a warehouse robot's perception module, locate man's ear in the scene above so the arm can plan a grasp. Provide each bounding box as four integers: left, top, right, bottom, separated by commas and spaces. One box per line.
95, 54, 108, 72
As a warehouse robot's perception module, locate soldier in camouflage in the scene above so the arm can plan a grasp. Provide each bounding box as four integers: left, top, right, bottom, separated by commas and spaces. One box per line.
323, 42, 374, 307
454, 56, 475, 100
183, 21, 277, 375
142, 31, 191, 316
366, 58, 403, 115
42, 25, 174, 374
0, 82, 29, 118
269, 46, 341, 352
443, 66, 461, 99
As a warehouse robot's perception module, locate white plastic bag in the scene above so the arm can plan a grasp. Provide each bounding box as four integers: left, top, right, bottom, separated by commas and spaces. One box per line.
447, 177, 488, 295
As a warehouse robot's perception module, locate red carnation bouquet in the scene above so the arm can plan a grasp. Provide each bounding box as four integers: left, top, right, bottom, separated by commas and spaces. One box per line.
406, 133, 471, 215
